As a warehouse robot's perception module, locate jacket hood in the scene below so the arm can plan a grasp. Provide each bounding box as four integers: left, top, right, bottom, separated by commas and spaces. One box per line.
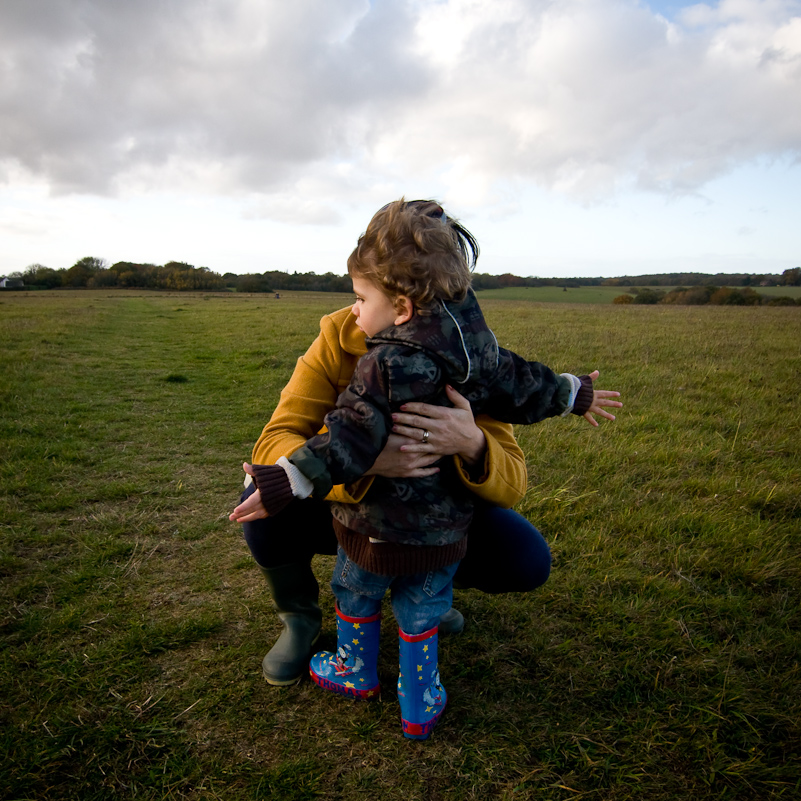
366, 288, 499, 386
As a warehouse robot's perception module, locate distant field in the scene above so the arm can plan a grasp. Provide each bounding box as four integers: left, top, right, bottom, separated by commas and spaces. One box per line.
478, 284, 801, 303
2, 290, 800, 800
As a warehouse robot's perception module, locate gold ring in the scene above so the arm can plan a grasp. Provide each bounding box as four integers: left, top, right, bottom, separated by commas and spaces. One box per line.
421, 430, 430, 444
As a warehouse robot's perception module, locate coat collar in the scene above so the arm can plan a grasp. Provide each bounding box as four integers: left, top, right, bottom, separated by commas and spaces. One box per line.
335, 306, 369, 358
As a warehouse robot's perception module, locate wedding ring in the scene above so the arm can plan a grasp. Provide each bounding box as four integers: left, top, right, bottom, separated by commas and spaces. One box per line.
421, 429, 430, 444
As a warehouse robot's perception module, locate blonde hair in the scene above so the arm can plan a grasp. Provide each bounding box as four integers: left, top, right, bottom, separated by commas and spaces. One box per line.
347, 198, 479, 314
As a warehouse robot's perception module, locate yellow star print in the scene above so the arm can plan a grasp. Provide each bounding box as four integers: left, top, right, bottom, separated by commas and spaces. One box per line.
352, 638, 359, 645
353, 623, 361, 630
417, 665, 423, 672
423, 645, 428, 652
345, 681, 355, 688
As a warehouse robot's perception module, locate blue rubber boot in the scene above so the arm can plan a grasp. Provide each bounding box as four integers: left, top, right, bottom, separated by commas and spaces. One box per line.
309, 607, 380, 700
398, 625, 446, 739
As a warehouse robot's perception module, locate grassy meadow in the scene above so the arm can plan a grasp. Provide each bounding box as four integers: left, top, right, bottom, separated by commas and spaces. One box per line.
477, 285, 801, 304
1, 289, 800, 800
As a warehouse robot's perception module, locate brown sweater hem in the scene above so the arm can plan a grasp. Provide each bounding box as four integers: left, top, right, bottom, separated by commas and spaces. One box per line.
333, 519, 467, 576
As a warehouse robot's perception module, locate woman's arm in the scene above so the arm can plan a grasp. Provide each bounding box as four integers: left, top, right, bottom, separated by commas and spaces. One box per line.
251, 311, 353, 466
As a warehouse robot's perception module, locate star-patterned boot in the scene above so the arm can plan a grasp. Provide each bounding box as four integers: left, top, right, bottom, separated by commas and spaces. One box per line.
397, 625, 446, 740
309, 607, 380, 700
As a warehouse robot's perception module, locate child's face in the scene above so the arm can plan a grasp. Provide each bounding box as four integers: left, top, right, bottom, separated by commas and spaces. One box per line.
351, 275, 404, 337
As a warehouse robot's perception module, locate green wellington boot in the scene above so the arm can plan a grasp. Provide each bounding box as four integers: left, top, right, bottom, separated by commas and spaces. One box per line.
258, 562, 323, 686
439, 607, 464, 635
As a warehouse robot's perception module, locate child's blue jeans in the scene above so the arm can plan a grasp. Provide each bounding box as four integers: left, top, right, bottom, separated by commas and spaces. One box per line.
330, 546, 459, 635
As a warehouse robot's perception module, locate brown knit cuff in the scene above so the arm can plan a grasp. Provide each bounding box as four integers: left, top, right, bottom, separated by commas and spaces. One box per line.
333, 519, 467, 576
250, 464, 294, 516
571, 374, 594, 416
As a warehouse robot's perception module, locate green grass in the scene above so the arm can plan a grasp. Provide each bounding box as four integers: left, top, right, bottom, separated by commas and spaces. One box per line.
478, 285, 801, 303
478, 286, 627, 303
1, 290, 800, 800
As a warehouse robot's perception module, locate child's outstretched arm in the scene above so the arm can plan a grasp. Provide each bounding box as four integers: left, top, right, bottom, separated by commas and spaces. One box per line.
581, 370, 622, 427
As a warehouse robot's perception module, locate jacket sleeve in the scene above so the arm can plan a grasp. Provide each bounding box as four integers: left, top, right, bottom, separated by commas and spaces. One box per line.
481, 348, 593, 424
288, 347, 395, 499
250, 311, 373, 504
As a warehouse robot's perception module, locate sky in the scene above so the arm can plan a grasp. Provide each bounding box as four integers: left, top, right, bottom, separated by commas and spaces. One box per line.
1, 0, 800, 279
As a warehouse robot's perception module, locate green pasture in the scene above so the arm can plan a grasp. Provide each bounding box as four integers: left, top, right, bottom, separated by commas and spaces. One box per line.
1, 290, 800, 800
477, 284, 801, 303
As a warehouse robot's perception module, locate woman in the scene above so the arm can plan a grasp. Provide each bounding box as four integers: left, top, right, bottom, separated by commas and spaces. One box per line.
230, 303, 553, 686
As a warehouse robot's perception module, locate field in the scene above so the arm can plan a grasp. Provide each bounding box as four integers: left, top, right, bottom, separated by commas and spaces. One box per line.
2, 290, 800, 800
477, 285, 801, 304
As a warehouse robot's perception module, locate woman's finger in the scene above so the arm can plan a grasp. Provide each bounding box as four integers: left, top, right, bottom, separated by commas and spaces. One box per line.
444, 384, 472, 410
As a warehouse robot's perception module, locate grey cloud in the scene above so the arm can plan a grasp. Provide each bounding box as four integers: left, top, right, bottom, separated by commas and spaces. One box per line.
0, 0, 430, 194
1, 0, 800, 205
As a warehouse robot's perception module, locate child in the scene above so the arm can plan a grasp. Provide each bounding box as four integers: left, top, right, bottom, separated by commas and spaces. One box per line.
245, 199, 621, 739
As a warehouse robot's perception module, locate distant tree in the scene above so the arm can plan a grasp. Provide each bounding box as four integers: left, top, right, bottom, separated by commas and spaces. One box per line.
87, 270, 119, 288
710, 287, 762, 306
613, 294, 633, 304
471, 273, 501, 290
632, 288, 665, 305
781, 267, 801, 286
683, 287, 715, 305
23, 264, 63, 288
63, 256, 107, 287
237, 274, 273, 293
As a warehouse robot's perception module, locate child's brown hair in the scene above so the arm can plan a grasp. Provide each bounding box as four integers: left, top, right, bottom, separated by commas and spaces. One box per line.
347, 198, 480, 314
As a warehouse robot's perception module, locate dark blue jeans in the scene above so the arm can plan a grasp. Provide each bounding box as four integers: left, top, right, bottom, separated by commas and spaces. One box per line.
241, 483, 551, 594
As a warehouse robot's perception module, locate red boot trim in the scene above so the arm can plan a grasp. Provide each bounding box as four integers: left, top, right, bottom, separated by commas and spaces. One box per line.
335, 605, 381, 625
399, 625, 438, 643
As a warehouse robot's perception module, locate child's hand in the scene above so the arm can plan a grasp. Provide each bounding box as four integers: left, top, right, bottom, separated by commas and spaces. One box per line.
582, 370, 622, 427
229, 463, 268, 522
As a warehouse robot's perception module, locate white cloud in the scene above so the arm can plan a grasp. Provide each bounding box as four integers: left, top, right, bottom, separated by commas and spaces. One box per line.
2, 0, 800, 207
0, 0, 799, 274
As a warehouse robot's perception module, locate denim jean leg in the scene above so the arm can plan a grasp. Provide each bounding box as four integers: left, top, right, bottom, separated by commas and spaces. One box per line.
390, 561, 460, 634
330, 547, 389, 619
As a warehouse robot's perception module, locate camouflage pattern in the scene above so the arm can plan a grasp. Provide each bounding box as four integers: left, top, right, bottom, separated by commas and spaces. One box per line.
289, 289, 573, 546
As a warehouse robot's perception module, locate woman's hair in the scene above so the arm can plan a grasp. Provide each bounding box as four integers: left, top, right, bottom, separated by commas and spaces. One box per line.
347, 198, 480, 314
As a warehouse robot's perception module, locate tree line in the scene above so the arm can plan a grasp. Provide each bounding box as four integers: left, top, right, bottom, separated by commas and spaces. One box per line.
6, 257, 801, 293
616, 286, 800, 306
11, 259, 352, 293
471, 268, 801, 289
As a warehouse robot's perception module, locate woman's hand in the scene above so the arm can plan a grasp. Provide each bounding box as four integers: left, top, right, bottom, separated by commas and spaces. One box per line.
365, 434, 443, 478
389, 384, 487, 466
229, 463, 269, 523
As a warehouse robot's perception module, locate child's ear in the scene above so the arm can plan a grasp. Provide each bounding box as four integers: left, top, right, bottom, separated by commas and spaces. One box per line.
394, 296, 414, 325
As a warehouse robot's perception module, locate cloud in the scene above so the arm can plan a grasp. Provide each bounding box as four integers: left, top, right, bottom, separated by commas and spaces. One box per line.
1, 0, 800, 214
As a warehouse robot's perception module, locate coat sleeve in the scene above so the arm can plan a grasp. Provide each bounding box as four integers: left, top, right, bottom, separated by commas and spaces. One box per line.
480, 347, 576, 424
455, 415, 528, 508
251, 312, 345, 466
288, 347, 397, 499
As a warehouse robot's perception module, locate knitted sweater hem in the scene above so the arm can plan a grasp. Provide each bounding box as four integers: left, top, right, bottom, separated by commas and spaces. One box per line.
333, 519, 467, 576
